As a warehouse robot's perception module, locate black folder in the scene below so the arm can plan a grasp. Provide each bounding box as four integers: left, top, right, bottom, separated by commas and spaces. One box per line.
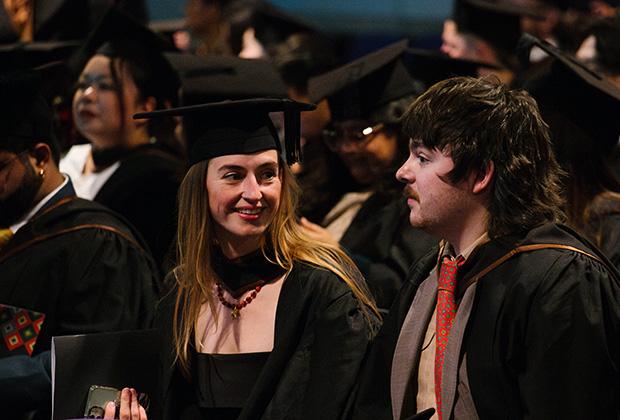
51, 329, 162, 420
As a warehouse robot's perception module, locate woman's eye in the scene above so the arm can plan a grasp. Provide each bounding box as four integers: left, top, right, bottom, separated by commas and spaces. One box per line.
261, 170, 277, 180
223, 172, 242, 181
97, 82, 116, 91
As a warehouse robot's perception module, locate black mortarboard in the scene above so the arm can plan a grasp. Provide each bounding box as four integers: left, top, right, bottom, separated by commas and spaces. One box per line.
0, 40, 78, 99
251, 1, 315, 48
519, 34, 620, 155
404, 47, 500, 87
0, 67, 56, 151
307, 39, 418, 123
454, 0, 544, 55
272, 32, 339, 90
164, 52, 287, 106
134, 98, 315, 165
0, 40, 80, 73
68, 7, 179, 104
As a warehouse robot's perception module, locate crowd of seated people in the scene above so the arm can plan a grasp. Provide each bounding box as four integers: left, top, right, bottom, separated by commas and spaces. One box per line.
1, 1, 619, 419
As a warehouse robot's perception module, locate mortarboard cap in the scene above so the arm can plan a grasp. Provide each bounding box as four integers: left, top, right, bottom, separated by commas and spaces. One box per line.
0, 40, 80, 73
68, 7, 179, 105
134, 98, 315, 165
0, 66, 57, 152
454, 0, 544, 55
307, 39, 418, 123
164, 52, 287, 106
519, 34, 620, 155
272, 32, 339, 90
404, 47, 500, 87
251, 1, 315, 48
0, 41, 78, 100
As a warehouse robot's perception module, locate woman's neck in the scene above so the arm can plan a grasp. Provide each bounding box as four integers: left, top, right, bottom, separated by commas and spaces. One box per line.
218, 238, 261, 260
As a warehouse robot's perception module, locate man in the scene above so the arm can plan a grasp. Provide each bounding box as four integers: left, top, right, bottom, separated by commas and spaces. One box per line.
0, 68, 159, 417
351, 76, 620, 419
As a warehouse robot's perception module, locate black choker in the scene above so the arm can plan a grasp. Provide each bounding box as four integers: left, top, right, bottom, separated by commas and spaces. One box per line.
211, 247, 286, 299
91, 146, 133, 169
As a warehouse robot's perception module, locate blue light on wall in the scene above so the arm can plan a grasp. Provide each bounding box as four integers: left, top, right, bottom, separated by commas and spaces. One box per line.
148, 0, 452, 35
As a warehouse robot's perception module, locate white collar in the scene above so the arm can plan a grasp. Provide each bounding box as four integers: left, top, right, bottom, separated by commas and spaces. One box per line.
10, 175, 69, 234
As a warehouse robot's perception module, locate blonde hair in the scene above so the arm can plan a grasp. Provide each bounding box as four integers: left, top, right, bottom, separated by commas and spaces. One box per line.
172, 157, 379, 376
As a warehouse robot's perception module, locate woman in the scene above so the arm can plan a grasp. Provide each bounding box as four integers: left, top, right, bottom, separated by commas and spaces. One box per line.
60, 8, 185, 268
105, 98, 380, 420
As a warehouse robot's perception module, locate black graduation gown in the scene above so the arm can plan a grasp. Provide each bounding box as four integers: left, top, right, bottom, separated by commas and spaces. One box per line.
0, 182, 159, 417
93, 144, 185, 269
351, 223, 620, 420
0, 182, 159, 353
338, 191, 437, 310
156, 263, 380, 420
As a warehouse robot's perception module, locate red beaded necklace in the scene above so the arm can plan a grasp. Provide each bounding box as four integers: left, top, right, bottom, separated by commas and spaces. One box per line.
216, 283, 263, 319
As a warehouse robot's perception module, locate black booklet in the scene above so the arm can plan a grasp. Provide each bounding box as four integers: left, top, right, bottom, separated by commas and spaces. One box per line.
51, 329, 162, 420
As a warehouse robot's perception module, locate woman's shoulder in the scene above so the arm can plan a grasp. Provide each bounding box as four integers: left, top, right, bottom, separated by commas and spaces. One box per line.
287, 261, 358, 302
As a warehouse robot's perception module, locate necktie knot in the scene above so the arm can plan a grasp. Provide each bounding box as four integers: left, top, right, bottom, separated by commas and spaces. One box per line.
438, 255, 465, 292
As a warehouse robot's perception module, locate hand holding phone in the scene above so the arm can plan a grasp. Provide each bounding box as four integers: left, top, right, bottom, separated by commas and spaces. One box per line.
103, 388, 148, 420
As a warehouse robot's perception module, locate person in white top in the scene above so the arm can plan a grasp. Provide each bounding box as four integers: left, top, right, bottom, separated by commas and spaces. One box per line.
60, 8, 185, 266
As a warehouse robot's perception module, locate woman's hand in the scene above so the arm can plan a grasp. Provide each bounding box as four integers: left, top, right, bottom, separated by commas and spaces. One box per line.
299, 217, 339, 247
103, 388, 147, 420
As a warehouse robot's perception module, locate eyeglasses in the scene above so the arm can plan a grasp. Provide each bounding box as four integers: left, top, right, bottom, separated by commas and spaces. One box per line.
322, 122, 385, 151
75, 77, 118, 93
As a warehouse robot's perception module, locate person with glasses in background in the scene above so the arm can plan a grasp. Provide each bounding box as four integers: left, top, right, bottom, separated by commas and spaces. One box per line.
302, 40, 437, 311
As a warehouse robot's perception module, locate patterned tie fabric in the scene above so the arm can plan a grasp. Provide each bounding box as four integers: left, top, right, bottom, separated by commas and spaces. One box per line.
0, 228, 13, 250
435, 255, 465, 420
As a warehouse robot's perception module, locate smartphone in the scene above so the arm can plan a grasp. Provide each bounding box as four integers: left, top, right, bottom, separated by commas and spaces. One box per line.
84, 385, 119, 419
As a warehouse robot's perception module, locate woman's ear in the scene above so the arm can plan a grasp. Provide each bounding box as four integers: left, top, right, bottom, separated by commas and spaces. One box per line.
140, 96, 156, 113
134, 96, 156, 127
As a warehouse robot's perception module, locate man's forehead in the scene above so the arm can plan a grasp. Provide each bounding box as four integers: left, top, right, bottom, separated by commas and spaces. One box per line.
409, 138, 445, 152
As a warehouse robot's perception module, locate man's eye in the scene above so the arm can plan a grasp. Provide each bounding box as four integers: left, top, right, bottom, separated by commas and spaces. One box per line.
414, 153, 429, 164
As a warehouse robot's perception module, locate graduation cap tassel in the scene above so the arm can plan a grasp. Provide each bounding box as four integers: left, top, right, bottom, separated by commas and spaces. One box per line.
284, 109, 303, 164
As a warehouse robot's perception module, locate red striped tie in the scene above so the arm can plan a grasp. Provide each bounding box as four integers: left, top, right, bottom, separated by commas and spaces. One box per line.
435, 255, 465, 420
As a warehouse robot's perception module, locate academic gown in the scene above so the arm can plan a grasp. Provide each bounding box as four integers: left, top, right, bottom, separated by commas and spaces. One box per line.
351, 223, 620, 420
156, 263, 380, 420
91, 144, 185, 269
338, 191, 437, 310
0, 181, 160, 417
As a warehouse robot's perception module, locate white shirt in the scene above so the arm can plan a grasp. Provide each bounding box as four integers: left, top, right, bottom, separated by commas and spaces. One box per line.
10, 175, 69, 234
59, 144, 120, 200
